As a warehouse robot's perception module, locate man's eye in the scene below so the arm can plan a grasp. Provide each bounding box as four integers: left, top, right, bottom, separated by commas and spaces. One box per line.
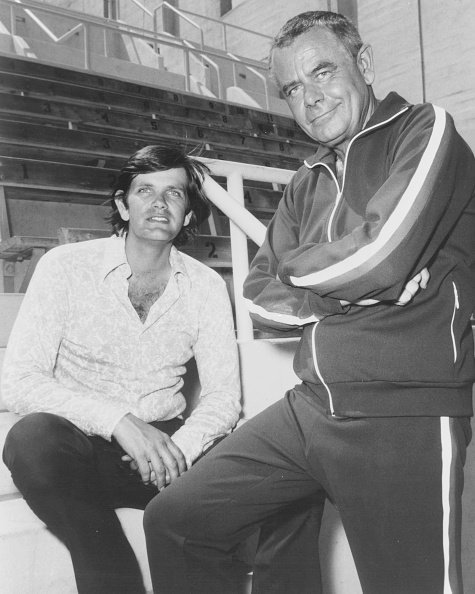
137, 187, 151, 193
167, 189, 184, 198
287, 86, 300, 98
316, 70, 330, 80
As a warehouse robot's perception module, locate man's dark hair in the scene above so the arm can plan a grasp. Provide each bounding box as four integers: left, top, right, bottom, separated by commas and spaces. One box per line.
269, 11, 363, 72
108, 145, 211, 247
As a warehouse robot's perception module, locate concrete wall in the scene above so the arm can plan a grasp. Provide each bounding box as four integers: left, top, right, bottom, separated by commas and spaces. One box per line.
30, 0, 104, 18
357, 0, 423, 104
118, 0, 157, 31
358, 0, 475, 150
220, 0, 329, 60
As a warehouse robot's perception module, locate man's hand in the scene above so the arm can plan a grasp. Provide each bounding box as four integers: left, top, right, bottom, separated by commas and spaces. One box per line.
394, 267, 430, 305
340, 268, 430, 307
112, 414, 186, 490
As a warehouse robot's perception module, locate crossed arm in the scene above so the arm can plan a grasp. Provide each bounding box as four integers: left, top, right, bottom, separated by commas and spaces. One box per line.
244, 105, 469, 330
340, 267, 430, 307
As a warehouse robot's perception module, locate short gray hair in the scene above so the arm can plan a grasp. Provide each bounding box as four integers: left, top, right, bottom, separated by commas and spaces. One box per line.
269, 11, 363, 73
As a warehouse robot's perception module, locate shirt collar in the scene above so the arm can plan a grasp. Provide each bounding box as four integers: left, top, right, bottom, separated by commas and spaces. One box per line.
168, 244, 188, 278
101, 234, 129, 280
101, 235, 189, 281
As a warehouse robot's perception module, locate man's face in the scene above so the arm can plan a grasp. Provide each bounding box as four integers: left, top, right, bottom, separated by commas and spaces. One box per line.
272, 27, 374, 155
116, 168, 192, 244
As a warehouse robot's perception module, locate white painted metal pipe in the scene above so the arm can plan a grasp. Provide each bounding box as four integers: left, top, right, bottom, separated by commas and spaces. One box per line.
199, 160, 296, 343
201, 174, 266, 247
200, 158, 293, 186
226, 170, 254, 341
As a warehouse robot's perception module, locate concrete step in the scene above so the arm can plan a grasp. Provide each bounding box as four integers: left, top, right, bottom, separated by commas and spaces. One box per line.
0, 497, 152, 593
0, 412, 20, 497
0, 411, 152, 592
0, 497, 76, 594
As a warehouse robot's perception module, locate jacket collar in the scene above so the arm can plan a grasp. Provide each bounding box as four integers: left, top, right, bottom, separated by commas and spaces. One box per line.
304, 92, 412, 168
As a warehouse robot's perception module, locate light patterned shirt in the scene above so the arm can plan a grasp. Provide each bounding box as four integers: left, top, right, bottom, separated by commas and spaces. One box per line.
1, 235, 241, 465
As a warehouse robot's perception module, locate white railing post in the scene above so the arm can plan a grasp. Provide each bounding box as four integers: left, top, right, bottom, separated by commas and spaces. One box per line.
83, 22, 90, 70
222, 22, 227, 52
200, 174, 266, 246
199, 171, 265, 343
103, 26, 107, 58
227, 171, 254, 342
9, 4, 15, 36
199, 160, 293, 342
183, 46, 191, 93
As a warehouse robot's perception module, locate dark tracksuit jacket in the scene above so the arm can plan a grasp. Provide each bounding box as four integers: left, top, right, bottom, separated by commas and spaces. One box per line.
244, 92, 475, 420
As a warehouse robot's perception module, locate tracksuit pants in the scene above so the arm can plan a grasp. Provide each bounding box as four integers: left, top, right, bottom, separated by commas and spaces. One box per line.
144, 387, 471, 594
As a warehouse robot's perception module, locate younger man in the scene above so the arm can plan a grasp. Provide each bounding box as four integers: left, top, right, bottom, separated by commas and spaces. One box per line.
2, 145, 241, 593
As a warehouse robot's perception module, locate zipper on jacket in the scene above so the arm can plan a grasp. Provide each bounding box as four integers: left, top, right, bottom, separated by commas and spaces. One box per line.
322, 164, 341, 242
305, 106, 410, 243
304, 105, 411, 415
450, 281, 460, 363
310, 321, 335, 415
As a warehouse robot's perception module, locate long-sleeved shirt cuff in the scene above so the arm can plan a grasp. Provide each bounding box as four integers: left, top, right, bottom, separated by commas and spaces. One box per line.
83, 403, 132, 441
171, 425, 208, 468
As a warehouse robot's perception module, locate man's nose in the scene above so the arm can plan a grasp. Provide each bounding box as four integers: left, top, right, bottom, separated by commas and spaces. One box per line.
304, 83, 323, 108
152, 193, 167, 208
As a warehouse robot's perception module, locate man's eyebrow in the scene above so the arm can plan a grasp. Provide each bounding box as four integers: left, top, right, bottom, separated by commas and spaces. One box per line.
310, 60, 337, 73
282, 80, 299, 96
281, 61, 337, 95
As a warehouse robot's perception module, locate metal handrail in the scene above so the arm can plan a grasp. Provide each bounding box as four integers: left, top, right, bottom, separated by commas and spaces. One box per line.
5, 0, 209, 70
129, 0, 153, 18
182, 39, 222, 100
197, 158, 294, 341
7, 0, 182, 44
175, 7, 272, 40
153, 1, 204, 49
159, 5, 272, 54
11, 0, 123, 29
13, 10, 84, 44
228, 51, 270, 111
10, 0, 91, 68
3, 0, 276, 113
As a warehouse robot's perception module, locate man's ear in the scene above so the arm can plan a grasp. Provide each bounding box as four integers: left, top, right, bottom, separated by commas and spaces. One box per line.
183, 211, 193, 227
114, 193, 129, 221
357, 43, 375, 85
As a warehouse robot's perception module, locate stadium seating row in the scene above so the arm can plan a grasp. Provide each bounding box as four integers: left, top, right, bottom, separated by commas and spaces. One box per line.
0, 56, 303, 292
0, 56, 312, 142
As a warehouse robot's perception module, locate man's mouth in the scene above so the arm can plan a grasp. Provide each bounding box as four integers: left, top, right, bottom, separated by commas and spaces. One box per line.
309, 105, 337, 124
149, 215, 168, 223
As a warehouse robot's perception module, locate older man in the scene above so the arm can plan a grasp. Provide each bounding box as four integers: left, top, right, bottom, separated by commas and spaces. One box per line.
145, 12, 475, 594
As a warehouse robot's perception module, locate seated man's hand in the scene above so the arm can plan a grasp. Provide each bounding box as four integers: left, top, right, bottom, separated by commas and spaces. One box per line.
113, 413, 186, 490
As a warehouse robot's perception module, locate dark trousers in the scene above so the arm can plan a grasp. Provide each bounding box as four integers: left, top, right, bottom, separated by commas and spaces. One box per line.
144, 388, 471, 594
3, 412, 307, 594
2, 412, 183, 594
